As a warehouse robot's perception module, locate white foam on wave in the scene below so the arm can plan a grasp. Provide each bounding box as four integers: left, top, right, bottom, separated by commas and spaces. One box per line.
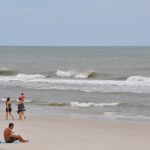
1, 97, 33, 103
55, 70, 94, 79
16, 74, 45, 80
0, 74, 150, 85
16, 99, 33, 103
56, 70, 74, 78
1, 98, 6, 102
1, 74, 150, 93
70, 102, 120, 107
104, 112, 116, 116
0, 73, 45, 82
24, 99, 33, 103
126, 76, 150, 82
103, 112, 150, 120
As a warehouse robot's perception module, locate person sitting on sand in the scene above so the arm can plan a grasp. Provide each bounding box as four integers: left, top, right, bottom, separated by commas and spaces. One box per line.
6, 97, 14, 120
17, 98, 26, 120
4, 123, 29, 143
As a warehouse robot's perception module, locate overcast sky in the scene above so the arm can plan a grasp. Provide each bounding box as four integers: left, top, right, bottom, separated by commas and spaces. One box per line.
0, 0, 150, 46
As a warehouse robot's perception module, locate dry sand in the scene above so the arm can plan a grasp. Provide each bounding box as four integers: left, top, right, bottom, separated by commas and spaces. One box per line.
0, 112, 150, 150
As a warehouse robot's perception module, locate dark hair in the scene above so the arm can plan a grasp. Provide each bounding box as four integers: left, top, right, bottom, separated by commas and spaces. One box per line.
6, 97, 10, 102
9, 123, 14, 127
18, 97, 22, 100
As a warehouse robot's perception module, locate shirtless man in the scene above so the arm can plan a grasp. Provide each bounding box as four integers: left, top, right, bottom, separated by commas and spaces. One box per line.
4, 123, 29, 143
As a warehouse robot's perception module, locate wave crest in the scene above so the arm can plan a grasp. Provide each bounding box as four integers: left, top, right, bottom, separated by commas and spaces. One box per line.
1, 74, 150, 93
55, 70, 95, 79
126, 76, 150, 82
45, 101, 120, 107
70, 102, 120, 107
0, 68, 17, 76
16, 73, 45, 80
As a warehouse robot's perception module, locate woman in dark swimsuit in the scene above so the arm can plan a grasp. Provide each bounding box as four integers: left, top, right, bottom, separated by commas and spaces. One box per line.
6, 97, 14, 120
17, 98, 26, 120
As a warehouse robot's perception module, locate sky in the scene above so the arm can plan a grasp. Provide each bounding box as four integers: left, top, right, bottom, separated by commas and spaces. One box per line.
0, 0, 150, 46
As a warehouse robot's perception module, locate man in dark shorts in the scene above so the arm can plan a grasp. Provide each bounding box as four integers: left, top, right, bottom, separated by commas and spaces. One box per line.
4, 123, 29, 143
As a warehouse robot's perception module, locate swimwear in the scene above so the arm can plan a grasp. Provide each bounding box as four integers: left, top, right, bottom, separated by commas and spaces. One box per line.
6, 103, 12, 112
6, 108, 12, 112
6, 137, 17, 143
17, 103, 25, 114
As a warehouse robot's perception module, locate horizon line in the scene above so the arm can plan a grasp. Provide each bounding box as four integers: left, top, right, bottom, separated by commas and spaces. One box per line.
0, 45, 150, 47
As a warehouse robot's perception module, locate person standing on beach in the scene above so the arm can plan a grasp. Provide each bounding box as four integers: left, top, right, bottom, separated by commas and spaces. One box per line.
17, 98, 26, 120
4, 123, 29, 143
6, 97, 14, 120
18, 93, 26, 119
19, 93, 25, 102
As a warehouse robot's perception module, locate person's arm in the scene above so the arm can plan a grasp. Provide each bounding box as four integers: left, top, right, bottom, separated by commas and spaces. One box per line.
10, 128, 15, 136
6, 102, 9, 108
18, 101, 21, 104
9, 129, 16, 139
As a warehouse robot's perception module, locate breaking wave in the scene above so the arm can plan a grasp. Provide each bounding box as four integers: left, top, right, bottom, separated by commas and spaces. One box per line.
16, 74, 45, 80
0, 68, 17, 76
1, 97, 33, 103
126, 76, 150, 82
0, 74, 150, 84
55, 70, 95, 79
103, 112, 150, 120
47, 102, 120, 107
70, 102, 120, 107
1, 74, 150, 93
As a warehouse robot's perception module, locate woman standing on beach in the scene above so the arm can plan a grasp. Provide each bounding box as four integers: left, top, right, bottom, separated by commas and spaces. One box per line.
19, 93, 25, 102
19, 93, 26, 110
17, 98, 26, 120
6, 97, 14, 120
18, 93, 26, 119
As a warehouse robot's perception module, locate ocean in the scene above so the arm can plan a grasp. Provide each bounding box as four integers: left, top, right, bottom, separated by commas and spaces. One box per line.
0, 46, 150, 121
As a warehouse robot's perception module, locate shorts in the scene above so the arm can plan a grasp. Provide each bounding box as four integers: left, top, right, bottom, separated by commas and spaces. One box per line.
6, 137, 17, 143
17, 110, 22, 114
17, 109, 25, 114
6, 108, 12, 112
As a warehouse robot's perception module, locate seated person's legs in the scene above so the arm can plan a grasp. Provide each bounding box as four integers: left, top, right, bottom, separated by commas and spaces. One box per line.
6, 136, 17, 143
11, 135, 29, 142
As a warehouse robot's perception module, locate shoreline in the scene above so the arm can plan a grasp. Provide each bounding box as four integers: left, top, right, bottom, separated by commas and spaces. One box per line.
0, 111, 150, 150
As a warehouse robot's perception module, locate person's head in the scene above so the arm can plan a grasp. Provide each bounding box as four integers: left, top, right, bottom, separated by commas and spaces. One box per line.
21, 93, 24, 95
8, 123, 14, 129
6, 97, 10, 102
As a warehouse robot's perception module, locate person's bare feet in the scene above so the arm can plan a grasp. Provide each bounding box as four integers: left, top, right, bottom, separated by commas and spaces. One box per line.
23, 140, 29, 142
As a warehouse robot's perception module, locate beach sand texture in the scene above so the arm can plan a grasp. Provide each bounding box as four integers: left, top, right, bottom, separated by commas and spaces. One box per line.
0, 113, 150, 150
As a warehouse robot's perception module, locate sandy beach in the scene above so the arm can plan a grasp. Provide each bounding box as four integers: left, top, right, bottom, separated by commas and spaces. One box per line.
0, 111, 150, 150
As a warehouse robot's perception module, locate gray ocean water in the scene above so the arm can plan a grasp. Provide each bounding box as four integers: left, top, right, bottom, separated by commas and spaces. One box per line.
0, 46, 150, 121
